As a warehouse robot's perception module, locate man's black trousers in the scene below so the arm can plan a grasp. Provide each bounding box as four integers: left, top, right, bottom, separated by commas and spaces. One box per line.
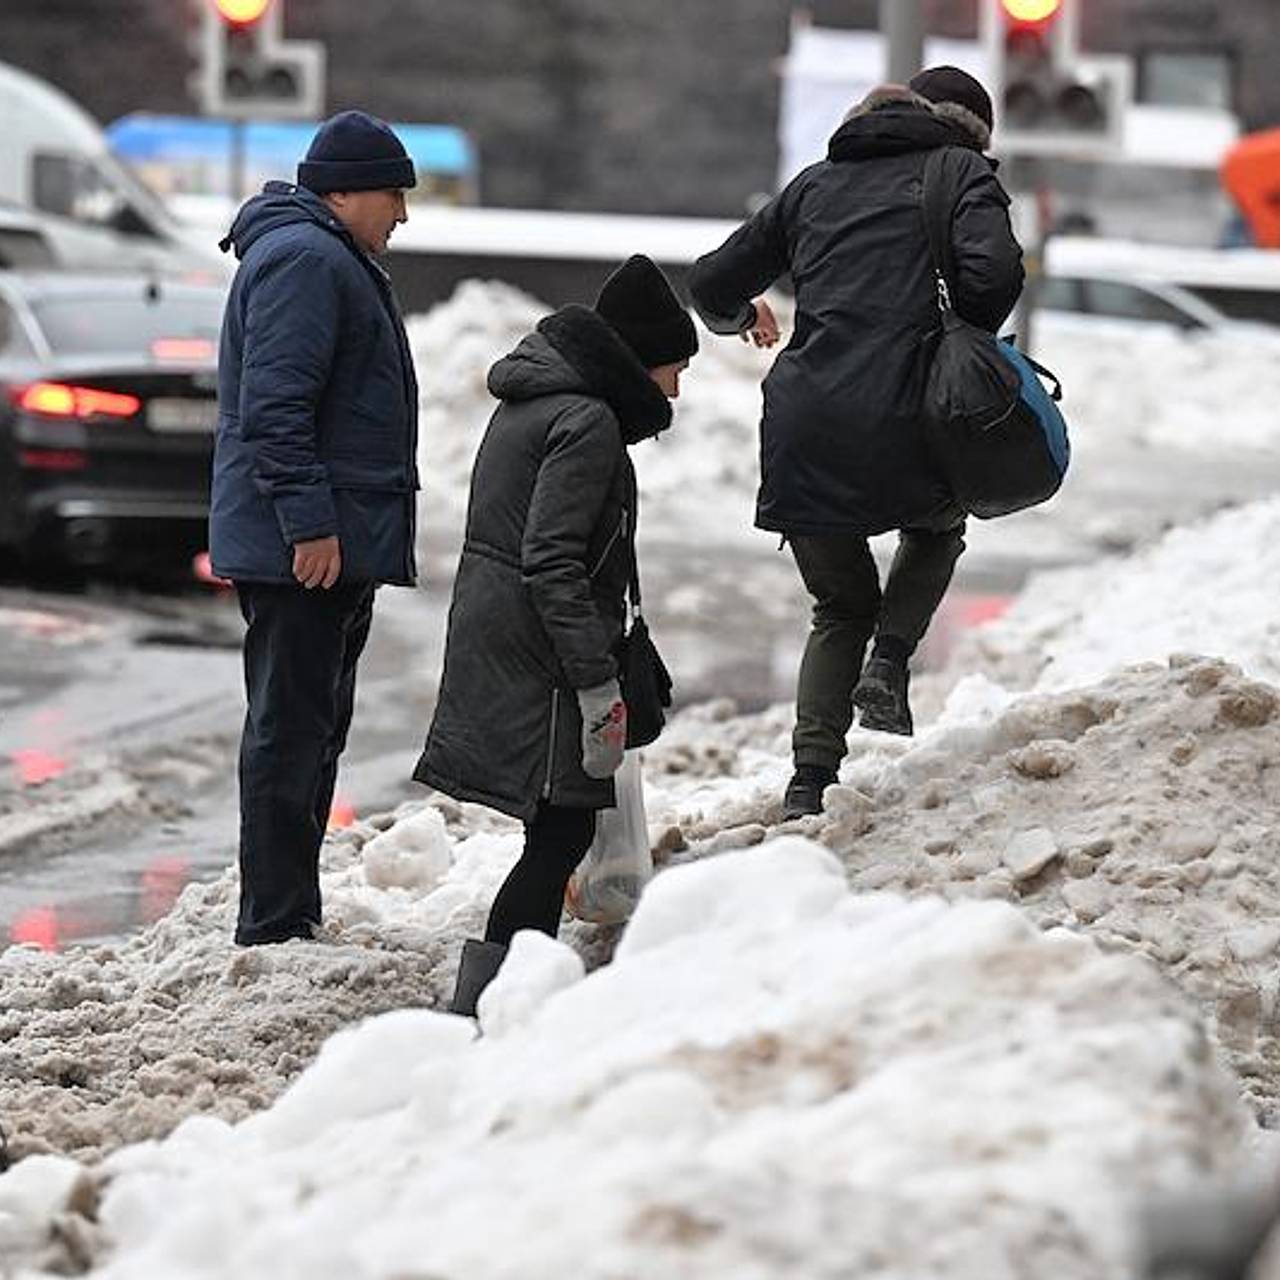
234, 580, 375, 945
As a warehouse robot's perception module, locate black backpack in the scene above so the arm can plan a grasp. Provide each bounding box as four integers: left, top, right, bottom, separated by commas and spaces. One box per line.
921, 148, 1070, 520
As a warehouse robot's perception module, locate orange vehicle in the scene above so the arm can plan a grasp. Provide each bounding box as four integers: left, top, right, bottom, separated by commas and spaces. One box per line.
1222, 129, 1280, 249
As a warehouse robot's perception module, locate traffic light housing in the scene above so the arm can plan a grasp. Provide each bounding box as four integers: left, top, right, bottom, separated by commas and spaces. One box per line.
193, 0, 325, 120
985, 0, 1130, 157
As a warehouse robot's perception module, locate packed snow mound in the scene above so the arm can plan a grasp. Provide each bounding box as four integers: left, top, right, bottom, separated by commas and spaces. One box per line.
948, 496, 1280, 692
638, 656, 1280, 1123
3, 844, 1248, 1280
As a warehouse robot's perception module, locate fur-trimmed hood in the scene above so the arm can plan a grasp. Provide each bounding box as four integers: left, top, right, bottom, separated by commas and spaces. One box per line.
487, 304, 672, 445
828, 85, 991, 162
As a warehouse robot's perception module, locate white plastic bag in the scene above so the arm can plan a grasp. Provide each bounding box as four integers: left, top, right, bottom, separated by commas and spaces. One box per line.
565, 750, 652, 924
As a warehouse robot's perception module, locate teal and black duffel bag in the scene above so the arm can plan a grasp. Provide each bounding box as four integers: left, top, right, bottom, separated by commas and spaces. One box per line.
921, 148, 1070, 519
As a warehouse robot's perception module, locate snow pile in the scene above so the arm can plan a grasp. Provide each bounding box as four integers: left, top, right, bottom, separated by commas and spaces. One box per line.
947, 497, 1280, 692
1037, 318, 1280, 456
409, 280, 772, 559
635, 656, 1280, 1120
1, 843, 1247, 1279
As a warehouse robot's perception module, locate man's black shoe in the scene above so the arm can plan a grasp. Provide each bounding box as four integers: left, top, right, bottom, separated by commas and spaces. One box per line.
854, 656, 914, 736
782, 765, 838, 820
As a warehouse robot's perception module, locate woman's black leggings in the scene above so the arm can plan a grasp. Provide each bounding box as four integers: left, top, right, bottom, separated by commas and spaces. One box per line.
484, 802, 597, 947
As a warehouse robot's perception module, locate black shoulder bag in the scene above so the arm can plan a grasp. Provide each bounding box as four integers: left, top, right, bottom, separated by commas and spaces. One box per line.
922, 148, 1070, 518
618, 537, 673, 749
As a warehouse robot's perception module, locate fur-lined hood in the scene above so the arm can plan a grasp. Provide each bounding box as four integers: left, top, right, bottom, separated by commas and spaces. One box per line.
486, 304, 672, 445
828, 85, 991, 162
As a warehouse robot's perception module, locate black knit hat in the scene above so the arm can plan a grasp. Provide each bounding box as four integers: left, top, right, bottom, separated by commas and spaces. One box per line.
909, 65, 995, 132
594, 255, 699, 369
297, 110, 417, 194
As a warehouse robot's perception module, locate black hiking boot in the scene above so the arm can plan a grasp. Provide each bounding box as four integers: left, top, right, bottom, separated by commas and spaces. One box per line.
449, 938, 508, 1018
854, 656, 914, 736
782, 765, 838, 820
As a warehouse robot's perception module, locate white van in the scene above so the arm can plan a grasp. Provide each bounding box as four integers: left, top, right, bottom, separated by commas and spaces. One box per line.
0, 61, 226, 280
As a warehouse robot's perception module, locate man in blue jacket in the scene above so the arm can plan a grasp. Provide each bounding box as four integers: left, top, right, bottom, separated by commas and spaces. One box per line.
210, 110, 419, 945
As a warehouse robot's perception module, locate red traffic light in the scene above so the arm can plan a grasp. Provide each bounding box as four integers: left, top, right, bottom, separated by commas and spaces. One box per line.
1000, 0, 1062, 23
213, 0, 271, 25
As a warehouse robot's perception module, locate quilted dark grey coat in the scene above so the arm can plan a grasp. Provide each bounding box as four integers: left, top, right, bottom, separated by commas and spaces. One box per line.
414, 305, 670, 822
691, 89, 1024, 537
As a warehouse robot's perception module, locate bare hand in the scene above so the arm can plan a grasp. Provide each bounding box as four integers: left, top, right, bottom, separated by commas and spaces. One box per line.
293, 535, 342, 589
741, 297, 781, 349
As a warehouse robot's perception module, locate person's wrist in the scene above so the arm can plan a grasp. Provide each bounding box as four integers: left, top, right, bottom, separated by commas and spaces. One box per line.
579, 679, 622, 708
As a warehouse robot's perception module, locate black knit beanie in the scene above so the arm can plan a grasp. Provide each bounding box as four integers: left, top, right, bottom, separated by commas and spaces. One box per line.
297, 110, 417, 194
909, 65, 995, 132
595, 255, 699, 369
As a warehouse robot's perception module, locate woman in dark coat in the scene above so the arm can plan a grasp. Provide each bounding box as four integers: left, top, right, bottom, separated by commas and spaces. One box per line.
414, 255, 698, 1016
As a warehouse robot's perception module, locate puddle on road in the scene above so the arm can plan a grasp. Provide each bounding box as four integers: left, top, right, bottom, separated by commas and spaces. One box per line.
2, 795, 363, 952
8, 853, 192, 952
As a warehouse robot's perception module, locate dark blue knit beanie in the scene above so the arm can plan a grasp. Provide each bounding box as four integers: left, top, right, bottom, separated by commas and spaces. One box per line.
297, 110, 417, 194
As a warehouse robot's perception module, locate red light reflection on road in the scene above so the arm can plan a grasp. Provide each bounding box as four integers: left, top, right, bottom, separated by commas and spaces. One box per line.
951, 594, 1013, 628
12, 749, 68, 786
140, 856, 191, 923
10, 906, 59, 951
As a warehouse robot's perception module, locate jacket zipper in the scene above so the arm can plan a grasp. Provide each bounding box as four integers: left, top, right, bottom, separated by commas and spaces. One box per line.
588, 509, 628, 580
542, 687, 560, 799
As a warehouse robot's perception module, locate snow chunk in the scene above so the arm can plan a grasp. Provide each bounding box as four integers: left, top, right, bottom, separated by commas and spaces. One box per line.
616, 837, 847, 959
243, 1009, 472, 1149
1002, 827, 1061, 882
479, 930, 585, 1037
360, 806, 453, 892
0, 1154, 91, 1256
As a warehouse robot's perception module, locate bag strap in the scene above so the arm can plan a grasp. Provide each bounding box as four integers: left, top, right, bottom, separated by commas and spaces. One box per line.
626, 530, 642, 621
1022, 352, 1064, 402
921, 148, 960, 315
623, 454, 643, 623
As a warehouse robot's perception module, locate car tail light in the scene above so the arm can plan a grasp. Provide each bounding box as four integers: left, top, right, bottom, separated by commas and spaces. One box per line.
18, 448, 87, 471
12, 381, 142, 420
151, 338, 216, 363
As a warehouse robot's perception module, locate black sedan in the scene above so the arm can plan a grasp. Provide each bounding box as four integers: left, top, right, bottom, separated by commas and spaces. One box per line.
0, 272, 225, 569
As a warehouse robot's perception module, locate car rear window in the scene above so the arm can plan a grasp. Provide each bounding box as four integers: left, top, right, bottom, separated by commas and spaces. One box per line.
29, 293, 223, 356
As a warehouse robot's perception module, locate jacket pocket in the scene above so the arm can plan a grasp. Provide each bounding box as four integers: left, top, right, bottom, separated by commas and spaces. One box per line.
325, 401, 413, 491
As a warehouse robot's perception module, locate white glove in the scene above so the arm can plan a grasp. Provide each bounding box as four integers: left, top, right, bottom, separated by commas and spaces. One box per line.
577, 680, 627, 778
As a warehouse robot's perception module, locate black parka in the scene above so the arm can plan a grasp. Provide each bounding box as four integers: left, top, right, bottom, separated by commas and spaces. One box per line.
413, 305, 671, 822
690, 90, 1024, 537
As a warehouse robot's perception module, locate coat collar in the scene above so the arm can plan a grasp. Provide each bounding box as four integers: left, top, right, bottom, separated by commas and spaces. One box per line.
537, 304, 672, 444
828, 86, 991, 161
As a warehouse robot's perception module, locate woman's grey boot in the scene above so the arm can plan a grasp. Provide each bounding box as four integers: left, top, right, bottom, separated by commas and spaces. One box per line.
449, 938, 508, 1017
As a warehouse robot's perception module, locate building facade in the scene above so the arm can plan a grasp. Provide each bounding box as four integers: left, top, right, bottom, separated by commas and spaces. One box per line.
0, 0, 1275, 219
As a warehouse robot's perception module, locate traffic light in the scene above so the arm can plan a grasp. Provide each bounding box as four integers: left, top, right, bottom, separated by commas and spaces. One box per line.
985, 0, 1129, 156
193, 0, 325, 120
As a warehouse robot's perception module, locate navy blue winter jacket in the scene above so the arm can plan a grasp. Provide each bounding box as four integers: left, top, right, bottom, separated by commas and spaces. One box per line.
210, 182, 419, 585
